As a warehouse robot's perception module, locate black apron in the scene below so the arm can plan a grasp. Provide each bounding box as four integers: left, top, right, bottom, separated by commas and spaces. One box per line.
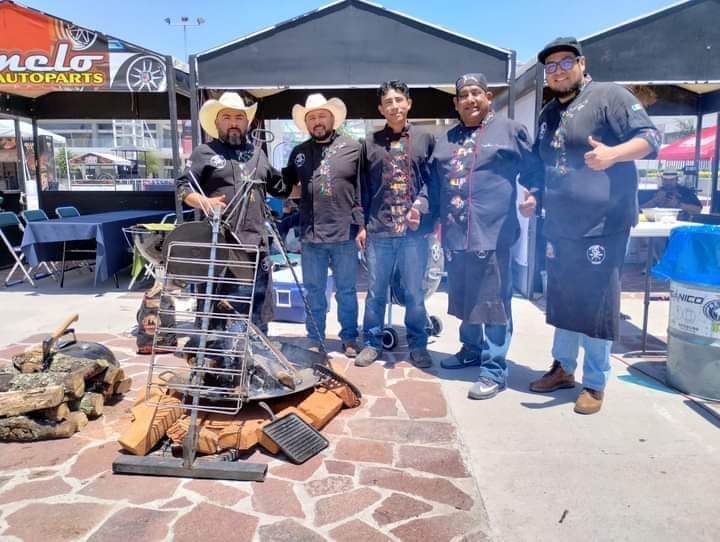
446, 247, 511, 326
545, 232, 628, 340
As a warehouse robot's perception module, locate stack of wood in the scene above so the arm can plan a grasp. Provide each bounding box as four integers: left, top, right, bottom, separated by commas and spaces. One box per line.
118, 366, 358, 457
0, 352, 132, 441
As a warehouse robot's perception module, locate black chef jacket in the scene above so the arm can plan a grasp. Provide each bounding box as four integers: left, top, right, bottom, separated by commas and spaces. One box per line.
431, 117, 543, 252
361, 124, 435, 237
282, 133, 364, 243
176, 138, 284, 248
534, 81, 661, 240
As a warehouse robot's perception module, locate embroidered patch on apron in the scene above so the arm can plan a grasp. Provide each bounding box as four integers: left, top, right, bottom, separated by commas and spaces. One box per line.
294, 152, 305, 167
587, 244, 606, 265
546, 241, 555, 259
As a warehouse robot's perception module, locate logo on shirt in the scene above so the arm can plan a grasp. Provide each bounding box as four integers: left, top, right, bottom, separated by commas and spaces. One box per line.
538, 122, 547, 141
294, 152, 306, 167
631, 103, 644, 112
209, 154, 226, 169
587, 244, 606, 265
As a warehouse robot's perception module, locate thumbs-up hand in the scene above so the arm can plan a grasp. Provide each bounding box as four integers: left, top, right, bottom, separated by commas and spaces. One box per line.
584, 136, 617, 171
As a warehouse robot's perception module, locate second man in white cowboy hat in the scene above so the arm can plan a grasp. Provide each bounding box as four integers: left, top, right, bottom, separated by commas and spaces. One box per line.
177, 91, 287, 332
282, 93, 364, 356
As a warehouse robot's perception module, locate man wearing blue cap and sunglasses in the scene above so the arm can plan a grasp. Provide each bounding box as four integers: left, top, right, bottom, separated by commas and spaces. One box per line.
529, 37, 661, 414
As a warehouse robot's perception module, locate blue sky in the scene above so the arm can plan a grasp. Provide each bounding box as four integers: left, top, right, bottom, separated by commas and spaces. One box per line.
24, 0, 677, 64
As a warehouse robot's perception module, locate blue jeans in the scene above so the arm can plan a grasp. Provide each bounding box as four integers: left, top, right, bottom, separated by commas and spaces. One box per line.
458, 254, 514, 385
363, 235, 428, 350
301, 240, 359, 343
552, 327, 612, 391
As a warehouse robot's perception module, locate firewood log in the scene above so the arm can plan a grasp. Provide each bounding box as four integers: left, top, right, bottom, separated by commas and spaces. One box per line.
38, 402, 71, 422
0, 386, 64, 417
0, 412, 88, 441
1, 371, 84, 400
69, 392, 104, 419
118, 389, 183, 455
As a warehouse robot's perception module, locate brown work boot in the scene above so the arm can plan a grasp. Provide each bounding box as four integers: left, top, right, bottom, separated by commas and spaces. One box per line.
342, 341, 359, 358
574, 388, 605, 415
529, 361, 575, 393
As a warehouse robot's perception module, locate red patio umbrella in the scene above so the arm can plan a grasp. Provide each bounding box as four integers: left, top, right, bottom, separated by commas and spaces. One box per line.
658, 126, 717, 161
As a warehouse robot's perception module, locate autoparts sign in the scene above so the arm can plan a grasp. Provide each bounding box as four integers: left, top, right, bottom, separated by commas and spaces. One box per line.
0, 2, 166, 92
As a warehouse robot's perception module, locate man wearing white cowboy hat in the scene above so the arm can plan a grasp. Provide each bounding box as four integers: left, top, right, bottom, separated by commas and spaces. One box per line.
282, 93, 364, 357
176, 91, 287, 332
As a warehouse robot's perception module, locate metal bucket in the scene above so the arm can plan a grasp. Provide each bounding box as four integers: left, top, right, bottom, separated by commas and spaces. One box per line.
666, 280, 720, 400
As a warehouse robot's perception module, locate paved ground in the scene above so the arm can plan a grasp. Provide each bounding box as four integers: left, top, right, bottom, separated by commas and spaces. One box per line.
0, 266, 718, 541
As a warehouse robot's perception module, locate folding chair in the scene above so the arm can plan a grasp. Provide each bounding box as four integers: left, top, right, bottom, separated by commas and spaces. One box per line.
55, 206, 80, 218
0, 211, 42, 287
54, 206, 95, 287
21, 209, 60, 280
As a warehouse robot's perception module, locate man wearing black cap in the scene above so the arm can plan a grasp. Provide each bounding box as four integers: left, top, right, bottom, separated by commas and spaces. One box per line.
529, 37, 661, 414
430, 73, 541, 399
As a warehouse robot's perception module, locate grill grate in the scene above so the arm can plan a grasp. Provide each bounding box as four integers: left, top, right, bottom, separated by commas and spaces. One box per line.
262, 413, 328, 464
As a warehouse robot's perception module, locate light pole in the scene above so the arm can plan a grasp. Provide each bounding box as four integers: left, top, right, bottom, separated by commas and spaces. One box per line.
164, 16, 205, 62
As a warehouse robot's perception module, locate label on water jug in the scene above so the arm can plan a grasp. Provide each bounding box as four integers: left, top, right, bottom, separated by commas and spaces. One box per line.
669, 282, 720, 339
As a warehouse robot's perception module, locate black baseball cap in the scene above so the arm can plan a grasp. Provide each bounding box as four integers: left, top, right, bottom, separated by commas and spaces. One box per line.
538, 37, 583, 64
455, 73, 488, 94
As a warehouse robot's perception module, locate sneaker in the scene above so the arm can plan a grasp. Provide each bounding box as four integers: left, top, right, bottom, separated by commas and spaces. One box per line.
528, 361, 575, 393
468, 376, 505, 400
574, 388, 604, 415
342, 341, 359, 358
410, 348, 433, 369
354, 346, 379, 367
440, 345, 482, 369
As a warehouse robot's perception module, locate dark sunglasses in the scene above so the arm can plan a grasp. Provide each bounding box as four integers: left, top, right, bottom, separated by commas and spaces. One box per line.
545, 56, 580, 74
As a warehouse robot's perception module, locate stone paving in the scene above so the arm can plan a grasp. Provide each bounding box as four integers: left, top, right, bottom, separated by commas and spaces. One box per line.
0, 332, 490, 542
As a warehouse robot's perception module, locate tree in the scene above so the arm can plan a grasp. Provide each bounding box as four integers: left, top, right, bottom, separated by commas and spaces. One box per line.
55, 150, 68, 178
144, 151, 162, 178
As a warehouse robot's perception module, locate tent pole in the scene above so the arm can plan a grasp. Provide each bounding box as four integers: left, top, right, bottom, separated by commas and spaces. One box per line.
507, 50, 517, 120
711, 113, 720, 213
189, 54, 200, 148
693, 104, 703, 190
166, 56, 183, 223
13, 117, 26, 197
31, 117, 41, 211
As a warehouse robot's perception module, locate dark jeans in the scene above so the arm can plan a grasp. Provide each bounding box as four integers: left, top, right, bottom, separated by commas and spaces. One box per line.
301, 240, 359, 343
363, 234, 428, 350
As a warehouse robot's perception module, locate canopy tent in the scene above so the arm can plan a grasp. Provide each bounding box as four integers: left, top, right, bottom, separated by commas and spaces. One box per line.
189, 0, 517, 144
659, 126, 717, 161
0, 119, 65, 145
0, 0, 190, 215
491, 0, 720, 297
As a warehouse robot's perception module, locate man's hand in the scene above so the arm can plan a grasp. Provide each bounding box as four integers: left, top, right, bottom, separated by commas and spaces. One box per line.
518, 188, 537, 218
405, 207, 421, 231
183, 193, 227, 215
355, 227, 367, 251
584, 136, 618, 171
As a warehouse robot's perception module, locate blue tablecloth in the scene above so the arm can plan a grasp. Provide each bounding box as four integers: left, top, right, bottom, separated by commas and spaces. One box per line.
21, 210, 170, 283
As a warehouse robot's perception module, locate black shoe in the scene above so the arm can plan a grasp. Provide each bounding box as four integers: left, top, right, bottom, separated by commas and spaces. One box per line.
410, 348, 433, 369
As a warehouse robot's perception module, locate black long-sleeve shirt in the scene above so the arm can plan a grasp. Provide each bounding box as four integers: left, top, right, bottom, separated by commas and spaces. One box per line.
176, 138, 284, 248
534, 81, 661, 240
430, 117, 543, 251
361, 124, 435, 237
282, 133, 364, 243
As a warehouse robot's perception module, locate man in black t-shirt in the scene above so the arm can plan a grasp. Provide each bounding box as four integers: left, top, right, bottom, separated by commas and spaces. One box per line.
282, 94, 364, 357
528, 37, 661, 415
641, 170, 702, 219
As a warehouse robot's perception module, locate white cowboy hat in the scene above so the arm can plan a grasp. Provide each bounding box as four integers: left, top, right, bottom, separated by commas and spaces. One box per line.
292, 93, 347, 133
199, 92, 258, 139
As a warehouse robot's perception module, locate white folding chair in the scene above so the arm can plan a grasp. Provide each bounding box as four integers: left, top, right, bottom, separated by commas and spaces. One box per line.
0, 211, 45, 287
